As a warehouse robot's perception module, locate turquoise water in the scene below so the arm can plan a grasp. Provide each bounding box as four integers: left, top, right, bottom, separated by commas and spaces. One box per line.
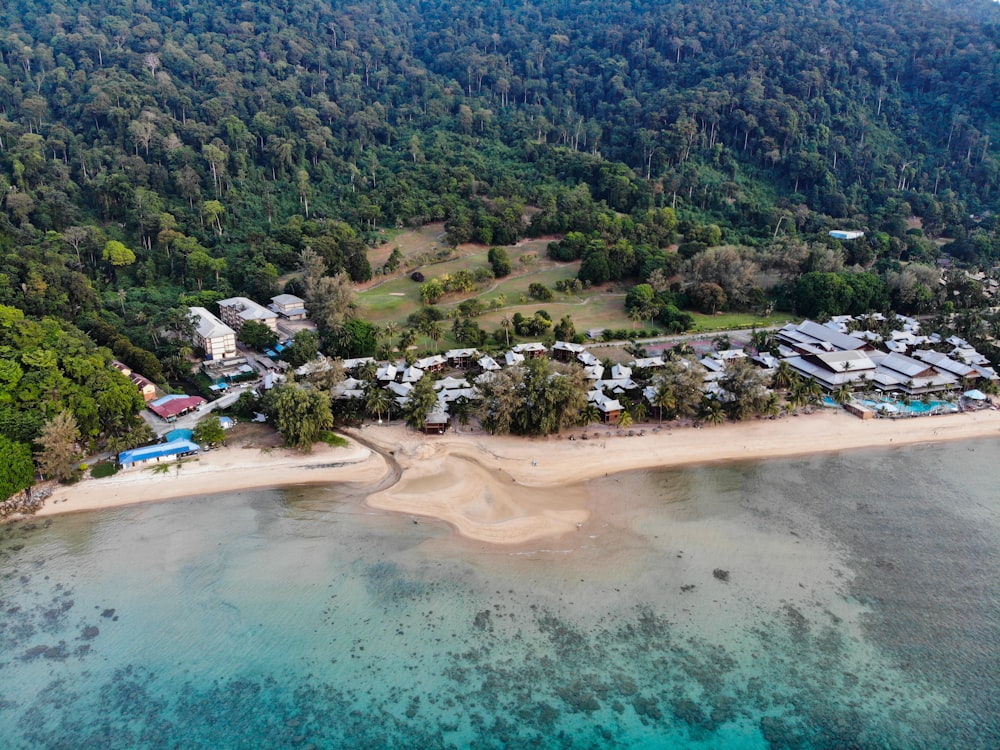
859, 398, 958, 415
1, 441, 998, 748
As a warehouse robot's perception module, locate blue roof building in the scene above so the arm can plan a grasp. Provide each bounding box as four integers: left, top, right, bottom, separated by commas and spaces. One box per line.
119, 439, 200, 469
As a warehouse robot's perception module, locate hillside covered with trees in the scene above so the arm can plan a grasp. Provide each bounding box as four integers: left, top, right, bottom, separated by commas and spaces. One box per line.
1, 0, 1000, 488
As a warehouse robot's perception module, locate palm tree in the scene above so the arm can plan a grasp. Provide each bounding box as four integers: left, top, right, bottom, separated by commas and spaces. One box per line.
500, 315, 512, 347
358, 359, 378, 385
804, 379, 823, 404
698, 397, 725, 426
631, 399, 648, 424
628, 307, 643, 330
578, 403, 601, 426
398, 328, 417, 352
772, 360, 796, 391
652, 381, 676, 424
618, 410, 633, 429
364, 384, 393, 424
788, 379, 809, 408
833, 383, 853, 405
763, 392, 781, 417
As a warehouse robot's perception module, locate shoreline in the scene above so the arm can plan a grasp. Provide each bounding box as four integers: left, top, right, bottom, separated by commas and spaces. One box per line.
21, 409, 1000, 544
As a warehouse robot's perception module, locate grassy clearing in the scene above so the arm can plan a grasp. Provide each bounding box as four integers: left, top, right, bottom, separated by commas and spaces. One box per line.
358, 227, 794, 342
686, 311, 793, 332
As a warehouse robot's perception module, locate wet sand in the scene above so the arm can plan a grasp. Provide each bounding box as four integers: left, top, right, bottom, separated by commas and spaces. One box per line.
29, 408, 1000, 544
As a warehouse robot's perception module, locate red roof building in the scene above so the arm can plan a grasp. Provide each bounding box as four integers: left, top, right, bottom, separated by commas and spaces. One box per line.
147, 395, 207, 421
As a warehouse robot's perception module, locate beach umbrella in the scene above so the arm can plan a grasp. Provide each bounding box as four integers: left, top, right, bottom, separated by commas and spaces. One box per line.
963, 389, 987, 401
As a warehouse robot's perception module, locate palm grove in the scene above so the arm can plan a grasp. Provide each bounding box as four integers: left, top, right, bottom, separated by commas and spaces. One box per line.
1, 0, 1000, 495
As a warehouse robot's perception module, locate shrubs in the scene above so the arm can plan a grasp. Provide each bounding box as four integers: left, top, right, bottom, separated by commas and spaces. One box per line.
91, 462, 119, 479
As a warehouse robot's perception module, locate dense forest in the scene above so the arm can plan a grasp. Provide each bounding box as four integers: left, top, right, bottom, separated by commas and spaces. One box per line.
1, 0, 1000, 490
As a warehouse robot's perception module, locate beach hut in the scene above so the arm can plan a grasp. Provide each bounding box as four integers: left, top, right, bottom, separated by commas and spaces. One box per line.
963, 389, 987, 401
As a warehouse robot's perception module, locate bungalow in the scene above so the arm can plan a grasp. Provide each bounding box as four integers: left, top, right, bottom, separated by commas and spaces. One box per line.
333, 377, 365, 400
589, 391, 623, 424
630, 357, 665, 371
119, 439, 200, 470
401, 365, 425, 383
577, 351, 602, 367
341, 357, 376, 373
434, 376, 470, 391
445, 348, 479, 369
423, 410, 449, 434
478, 354, 502, 372
414, 354, 447, 372
513, 342, 547, 359
610, 364, 632, 380
551, 341, 586, 362
505, 350, 526, 367
376, 363, 398, 382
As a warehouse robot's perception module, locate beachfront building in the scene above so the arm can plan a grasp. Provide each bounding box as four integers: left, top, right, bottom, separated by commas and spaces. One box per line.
422, 410, 449, 434
588, 390, 623, 424
218, 297, 279, 334
867, 351, 959, 395
118, 439, 200, 470
111, 360, 157, 402
269, 294, 308, 320
189, 306, 237, 360
784, 350, 878, 390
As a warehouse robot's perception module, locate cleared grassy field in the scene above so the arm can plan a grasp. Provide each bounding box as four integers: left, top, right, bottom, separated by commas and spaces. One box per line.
358, 226, 793, 342
686, 311, 792, 332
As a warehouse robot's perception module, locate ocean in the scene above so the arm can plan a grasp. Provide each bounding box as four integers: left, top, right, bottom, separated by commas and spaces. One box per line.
1, 439, 997, 749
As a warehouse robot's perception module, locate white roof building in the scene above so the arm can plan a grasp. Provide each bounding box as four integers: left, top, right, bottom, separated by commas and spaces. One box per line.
218, 296, 278, 333
189, 306, 237, 360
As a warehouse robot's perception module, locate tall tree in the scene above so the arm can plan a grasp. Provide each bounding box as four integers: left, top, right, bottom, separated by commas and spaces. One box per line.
34, 411, 81, 482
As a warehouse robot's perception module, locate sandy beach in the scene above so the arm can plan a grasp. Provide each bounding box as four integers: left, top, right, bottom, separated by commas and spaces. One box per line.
29, 408, 1000, 543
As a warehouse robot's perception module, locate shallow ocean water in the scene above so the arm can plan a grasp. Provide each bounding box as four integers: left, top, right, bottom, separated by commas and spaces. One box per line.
0, 439, 997, 749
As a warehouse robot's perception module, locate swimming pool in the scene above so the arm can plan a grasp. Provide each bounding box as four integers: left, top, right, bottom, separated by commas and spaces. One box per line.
859, 398, 958, 415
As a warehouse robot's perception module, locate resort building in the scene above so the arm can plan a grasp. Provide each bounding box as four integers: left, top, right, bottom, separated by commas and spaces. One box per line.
784, 350, 878, 390
269, 294, 309, 320
777, 320, 869, 355
118, 439, 200, 470
218, 296, 278, 334
189, 306, 237, 360
111, 361, 157, 402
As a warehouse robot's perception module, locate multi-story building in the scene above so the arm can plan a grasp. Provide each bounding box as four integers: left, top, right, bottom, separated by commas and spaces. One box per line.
218, 297, 278, 334
189, 306, 237, 360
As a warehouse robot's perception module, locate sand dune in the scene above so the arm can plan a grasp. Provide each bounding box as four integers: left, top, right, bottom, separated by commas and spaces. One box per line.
28, 408, 1000, 544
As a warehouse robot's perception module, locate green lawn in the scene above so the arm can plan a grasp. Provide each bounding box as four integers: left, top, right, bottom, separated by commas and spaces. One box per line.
686, 311, 794, 332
